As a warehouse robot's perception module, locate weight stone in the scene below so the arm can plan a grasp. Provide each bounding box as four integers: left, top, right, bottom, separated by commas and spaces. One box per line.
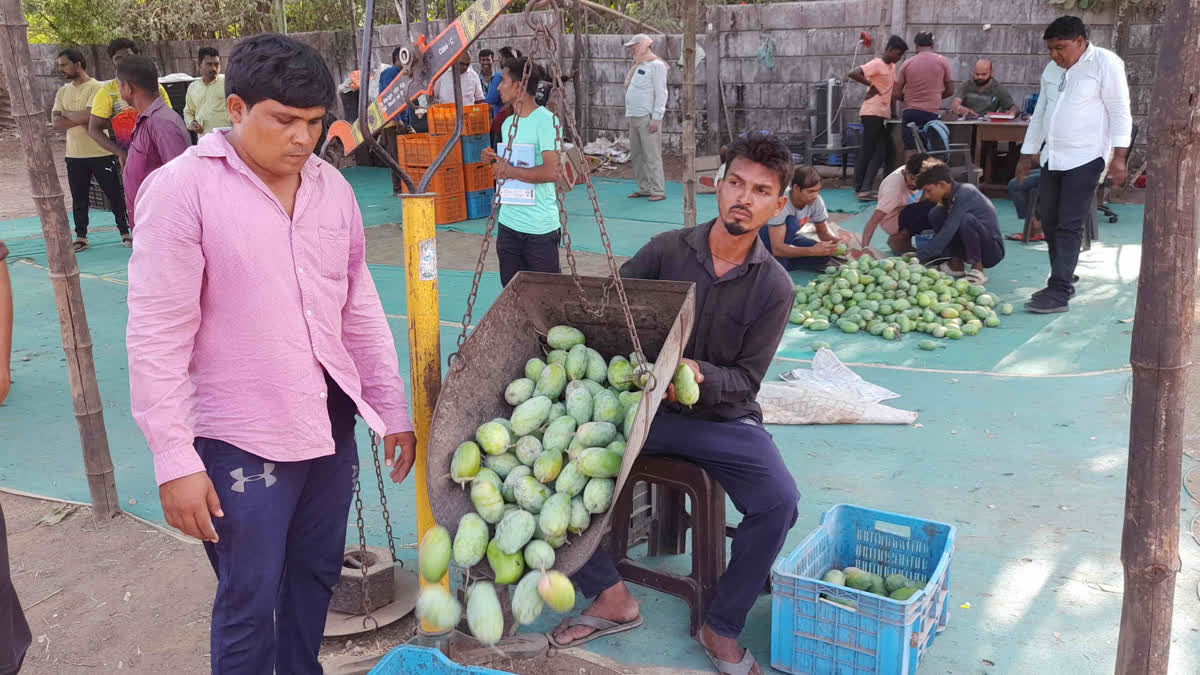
329, 546, 396, 615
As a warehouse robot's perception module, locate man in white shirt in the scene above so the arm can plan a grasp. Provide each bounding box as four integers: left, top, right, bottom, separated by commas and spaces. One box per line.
623, 34, 668, 202
433, 52, 486, 106
1016, 16, 1131, 314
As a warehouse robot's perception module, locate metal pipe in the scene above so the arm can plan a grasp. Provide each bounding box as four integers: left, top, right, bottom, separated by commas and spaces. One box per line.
356, 0, 415, 193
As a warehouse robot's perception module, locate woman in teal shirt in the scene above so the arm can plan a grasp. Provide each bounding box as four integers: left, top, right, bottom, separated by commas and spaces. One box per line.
481, 57, 563, 286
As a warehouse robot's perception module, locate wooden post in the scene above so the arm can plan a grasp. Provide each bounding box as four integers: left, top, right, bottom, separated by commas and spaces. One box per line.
572, 0, 584, 136
704, 19, 722, 153
681, 0, 697, 228
0, 0, 120, 521
1114, 0, 1199, 671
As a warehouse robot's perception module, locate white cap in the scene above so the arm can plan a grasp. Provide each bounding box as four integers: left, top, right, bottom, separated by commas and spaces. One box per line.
624, 33, 652, 47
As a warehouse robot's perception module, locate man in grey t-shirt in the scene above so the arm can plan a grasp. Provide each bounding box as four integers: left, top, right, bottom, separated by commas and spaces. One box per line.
623, 34, 668, 201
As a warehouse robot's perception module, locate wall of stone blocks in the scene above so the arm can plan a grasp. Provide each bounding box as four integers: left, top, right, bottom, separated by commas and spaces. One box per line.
12, 1, 1163, 156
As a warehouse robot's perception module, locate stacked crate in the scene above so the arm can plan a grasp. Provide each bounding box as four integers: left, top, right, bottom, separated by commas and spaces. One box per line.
428, 103, 497, 221
398, 103, 497, 224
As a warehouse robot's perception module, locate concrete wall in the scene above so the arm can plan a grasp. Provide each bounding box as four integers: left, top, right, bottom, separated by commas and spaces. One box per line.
13, 1, 1163, 155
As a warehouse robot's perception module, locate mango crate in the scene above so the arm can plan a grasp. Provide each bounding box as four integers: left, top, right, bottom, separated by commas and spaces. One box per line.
428, 103, 492, 136
368, 646, 511, 674
465, 188, 495, 220
407, 163, 466, 195
463, 162, 495, 193
770, 504, 955, 675
461, 133, 491, 164
434, 192, 467, 225
396, 133, 463, 168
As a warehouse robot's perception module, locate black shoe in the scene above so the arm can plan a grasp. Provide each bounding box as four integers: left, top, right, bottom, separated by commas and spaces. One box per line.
1031, 286, 1076, 300
1025, 296, 1069, 314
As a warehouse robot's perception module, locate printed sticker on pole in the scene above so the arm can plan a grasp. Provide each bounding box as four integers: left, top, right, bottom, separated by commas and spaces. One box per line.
418, 238, 437, 281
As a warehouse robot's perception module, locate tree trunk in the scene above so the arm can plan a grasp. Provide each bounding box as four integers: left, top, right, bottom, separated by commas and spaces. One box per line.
681, 0, 697, 228
1114, 0, 1200, 672
0, 0, 120, 521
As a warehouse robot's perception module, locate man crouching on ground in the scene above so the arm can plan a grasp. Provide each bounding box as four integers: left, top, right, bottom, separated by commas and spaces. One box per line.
126, 34, 416, 673
548, 133, 800, 675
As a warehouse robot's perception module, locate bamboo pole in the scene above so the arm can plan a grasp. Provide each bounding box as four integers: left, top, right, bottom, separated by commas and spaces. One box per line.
681, 0, 697, 228
1114, 0, 1199, 671
0, 0, 120, 521
572, 0, 584, 136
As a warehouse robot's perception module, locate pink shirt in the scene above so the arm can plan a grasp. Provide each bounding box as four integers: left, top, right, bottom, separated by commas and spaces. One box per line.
896, 50, 953, 113
858, 58, 896, 119
127, 131, 412, 485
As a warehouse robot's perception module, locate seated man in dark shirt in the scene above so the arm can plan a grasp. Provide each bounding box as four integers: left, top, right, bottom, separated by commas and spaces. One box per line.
915, 164, 1005, 284
549, 134, 800, 675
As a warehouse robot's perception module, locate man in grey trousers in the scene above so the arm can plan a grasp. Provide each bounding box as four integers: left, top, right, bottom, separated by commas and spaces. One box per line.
624, 33, 668, 202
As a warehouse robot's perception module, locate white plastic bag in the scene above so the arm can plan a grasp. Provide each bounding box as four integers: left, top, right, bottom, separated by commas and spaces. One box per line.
757, 349, 917, 425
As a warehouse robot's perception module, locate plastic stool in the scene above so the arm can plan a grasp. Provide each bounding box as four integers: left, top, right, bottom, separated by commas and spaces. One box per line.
606, 455, 734, 636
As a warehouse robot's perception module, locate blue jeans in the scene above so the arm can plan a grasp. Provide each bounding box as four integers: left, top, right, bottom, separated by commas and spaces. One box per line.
198, 377, 359, 674
758, 215, 831, 271
572, 411, 800, 638
1007, 169, 1041, 221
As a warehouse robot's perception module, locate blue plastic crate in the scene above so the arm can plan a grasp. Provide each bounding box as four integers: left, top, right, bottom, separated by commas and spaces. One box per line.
466, 188, 496, 220
368, 645, 513, 674
770, 504, 955, 675
461, 133, 491, 164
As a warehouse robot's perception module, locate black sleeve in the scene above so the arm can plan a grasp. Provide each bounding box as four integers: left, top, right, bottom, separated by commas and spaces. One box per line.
692, 284, 794, 406
619, 235, 663, 280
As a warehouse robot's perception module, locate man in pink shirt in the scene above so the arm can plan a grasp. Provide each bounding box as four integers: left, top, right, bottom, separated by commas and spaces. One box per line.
894, 32, 954, 157
847, 35, 907, 200
126, 34, 416, 674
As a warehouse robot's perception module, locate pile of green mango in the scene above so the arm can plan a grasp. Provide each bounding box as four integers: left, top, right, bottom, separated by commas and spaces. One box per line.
819, 565, 925, 608
424, 325, 697, 644
789, 254, 1012, 343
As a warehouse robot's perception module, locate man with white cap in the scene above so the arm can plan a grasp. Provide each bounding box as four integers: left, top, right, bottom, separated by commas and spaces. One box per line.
623, 33, 668, 202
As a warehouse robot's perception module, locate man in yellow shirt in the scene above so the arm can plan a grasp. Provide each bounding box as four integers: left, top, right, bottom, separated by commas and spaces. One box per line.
87, 38, 172, 163
52, 48, 131, 250
184, 47, 231, 136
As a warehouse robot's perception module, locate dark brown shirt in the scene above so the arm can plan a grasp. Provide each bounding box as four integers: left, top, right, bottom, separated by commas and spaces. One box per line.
620, 219, 795, 422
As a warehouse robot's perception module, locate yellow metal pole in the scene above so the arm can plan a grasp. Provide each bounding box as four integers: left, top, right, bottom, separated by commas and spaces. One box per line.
400, 192, 446, 611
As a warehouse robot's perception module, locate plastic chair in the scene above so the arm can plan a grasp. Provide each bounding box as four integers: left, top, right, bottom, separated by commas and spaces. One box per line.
1097, 123, 1139, 225
907, 121, 981, 185
606, 455, 736, 636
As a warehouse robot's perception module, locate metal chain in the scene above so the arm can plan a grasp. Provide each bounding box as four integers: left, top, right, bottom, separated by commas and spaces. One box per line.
352, 465, 378, 630
523, 2, 650, 366
369, 430, 399, 563
449, 1, 650, 371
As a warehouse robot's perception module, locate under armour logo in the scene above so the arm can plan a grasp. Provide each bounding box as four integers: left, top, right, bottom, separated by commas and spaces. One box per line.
230, 464, 277, 493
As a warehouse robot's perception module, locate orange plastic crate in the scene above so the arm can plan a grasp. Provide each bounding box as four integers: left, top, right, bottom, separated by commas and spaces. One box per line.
406, 163, 466, 195
434, 192, 467, 225
463, 162, 496, 193
396, 133, 463, 168
428, 103, 492, 136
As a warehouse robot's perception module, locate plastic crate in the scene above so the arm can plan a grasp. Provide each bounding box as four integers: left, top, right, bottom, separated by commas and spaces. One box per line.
87, 179, 110, 211
396, 133, 463, 168
407, 163, 466, 195
435, 192, 467, 225
460, 133, 491, 164
428, 103, 492, 136
465, 188, 495, 219
770, 504, 955, 675
463, 162, 495, 193
368, 645, 512, 674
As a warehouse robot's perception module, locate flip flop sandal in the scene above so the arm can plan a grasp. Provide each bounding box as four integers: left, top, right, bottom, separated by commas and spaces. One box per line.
627, 192, 650, 198
72, 238, 89, 252
648, 195, 666, 202
1006, 232, 1045, 242
697, 640, 760, 675
546, 614, 644, 649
